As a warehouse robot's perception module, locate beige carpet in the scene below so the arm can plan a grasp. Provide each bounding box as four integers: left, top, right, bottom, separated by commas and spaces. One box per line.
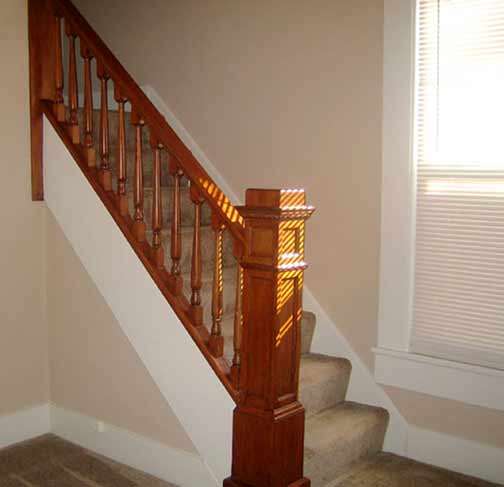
0, 435, 176, 487
327, 452, 502, 487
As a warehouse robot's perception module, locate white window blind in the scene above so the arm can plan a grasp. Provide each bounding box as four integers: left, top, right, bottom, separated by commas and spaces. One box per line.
412, 0, 504, 369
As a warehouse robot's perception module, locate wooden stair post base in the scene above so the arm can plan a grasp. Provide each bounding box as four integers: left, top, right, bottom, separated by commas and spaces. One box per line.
224, 189, 314, 487
209, 333, 224, 358
98, 168, 112, 192
131, 220, 146, 243
85, 146, 96, 168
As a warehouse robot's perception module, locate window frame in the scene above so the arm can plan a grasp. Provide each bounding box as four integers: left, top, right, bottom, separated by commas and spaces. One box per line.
375, 0, 504, 411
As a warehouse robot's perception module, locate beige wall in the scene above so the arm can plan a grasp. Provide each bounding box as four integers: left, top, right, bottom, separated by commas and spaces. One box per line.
0, 0, 194, 454
46, 211, 196, 452
73, 0, 504, 449
0, 0, 49, 416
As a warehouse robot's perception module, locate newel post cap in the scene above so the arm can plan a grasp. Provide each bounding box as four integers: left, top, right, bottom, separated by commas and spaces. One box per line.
239, 188, 315, 270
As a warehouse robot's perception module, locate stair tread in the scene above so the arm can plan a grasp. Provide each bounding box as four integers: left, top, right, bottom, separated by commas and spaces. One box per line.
299, 354, 351, 416
305, 402, 388, 454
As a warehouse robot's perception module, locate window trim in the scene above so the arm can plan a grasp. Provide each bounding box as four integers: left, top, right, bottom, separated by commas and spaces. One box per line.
376, 0, 504, 411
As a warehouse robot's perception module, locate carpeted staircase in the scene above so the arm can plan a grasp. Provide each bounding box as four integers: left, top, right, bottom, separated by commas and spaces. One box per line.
83, 107, 389, 487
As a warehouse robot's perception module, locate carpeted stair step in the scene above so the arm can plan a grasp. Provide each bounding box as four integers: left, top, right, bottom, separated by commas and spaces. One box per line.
220, 311, 317, 362
299, 354, 351, 418
182, 266, 237, 326
146, 225, 236, 275
127, 186, 212, 228
304, 402, 389, 487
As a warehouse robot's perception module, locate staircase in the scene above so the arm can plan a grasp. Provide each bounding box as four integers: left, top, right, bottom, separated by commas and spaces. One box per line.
28, 1, 389, 485
92, 108, 390, 486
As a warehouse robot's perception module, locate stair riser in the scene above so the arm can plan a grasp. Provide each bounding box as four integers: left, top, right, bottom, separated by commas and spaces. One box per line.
300, 379, 349, 418
305, 422, 387, 487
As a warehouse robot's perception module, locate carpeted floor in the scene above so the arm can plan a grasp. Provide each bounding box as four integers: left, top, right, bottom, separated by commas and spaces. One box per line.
0, 435, 175, 486
0, 435, 501, 487
327, 452, 502, 487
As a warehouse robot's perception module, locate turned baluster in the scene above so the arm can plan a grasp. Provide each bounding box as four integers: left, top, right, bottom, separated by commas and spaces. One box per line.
150, 137, 164, 268
230, 251, 243, 387
190, 184, 204, 326
169, 160, 184, 294
115, 88, 129, 216
81, 42, 95, 167
65, 20, 80, 144
131, 109, 146, 242
209, 215, 225, 358
53, 13, 65, 122
97, 62, 111, 191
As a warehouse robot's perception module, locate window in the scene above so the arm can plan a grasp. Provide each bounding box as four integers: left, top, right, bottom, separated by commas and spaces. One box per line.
411, 0, 504, 370
376, 0, 504, 410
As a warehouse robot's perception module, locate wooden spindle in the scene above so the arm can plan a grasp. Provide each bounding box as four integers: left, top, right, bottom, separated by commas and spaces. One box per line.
190, 184, 204, 326
81, 42, 95, 167
230, 250, 243, 388
169, 160, 183, 294
131, 109, 146, 242
209, 215, 225, 358
115, 88, 128, 216
97, 62, 111, 191
53, 14, 65, 122
65, 20, 80, 144
150, 137, 164, 268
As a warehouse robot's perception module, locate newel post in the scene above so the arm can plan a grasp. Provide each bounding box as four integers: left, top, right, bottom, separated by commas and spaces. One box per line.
224, 189, 314, 487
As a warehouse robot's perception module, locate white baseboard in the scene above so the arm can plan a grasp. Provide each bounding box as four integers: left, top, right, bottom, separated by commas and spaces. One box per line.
0, 404, 51, 448
50, 405, 217, 487
407, 425, 504, 484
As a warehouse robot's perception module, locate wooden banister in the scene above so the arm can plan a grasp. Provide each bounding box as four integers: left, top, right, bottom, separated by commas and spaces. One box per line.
28, 2, 314, 485
50, 0, 246, 245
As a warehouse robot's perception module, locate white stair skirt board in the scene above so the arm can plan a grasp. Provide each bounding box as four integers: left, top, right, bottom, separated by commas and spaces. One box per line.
51, 405, 215, 487
141, 85, 410, 456
43, 118, 232, 486
0, 404, 51, 448
407, 425, 504, 484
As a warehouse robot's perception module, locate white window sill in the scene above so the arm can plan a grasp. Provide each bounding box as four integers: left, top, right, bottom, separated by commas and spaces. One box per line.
373, 347, 504, 411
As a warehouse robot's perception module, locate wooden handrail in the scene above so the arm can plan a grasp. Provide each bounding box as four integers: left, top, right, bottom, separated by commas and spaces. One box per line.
54, 0, 246, 247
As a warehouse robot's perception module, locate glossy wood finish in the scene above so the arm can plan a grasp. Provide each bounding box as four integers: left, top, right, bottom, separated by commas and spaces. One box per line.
169, 161, 183, 294
190, 184, 204, 327
65, 20, 80, 144
53, 13, 65, 122
47, 0, 246, 245
131, 109, 146, 242
81, 42, 96, 167
28, 0, 58, 200
115, 88, 128, 216
97, 61, 112, 191
209, 215, 225, 358
150, 138, 164, 269
224, 189, 314, 487
230, 260, 243, 388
